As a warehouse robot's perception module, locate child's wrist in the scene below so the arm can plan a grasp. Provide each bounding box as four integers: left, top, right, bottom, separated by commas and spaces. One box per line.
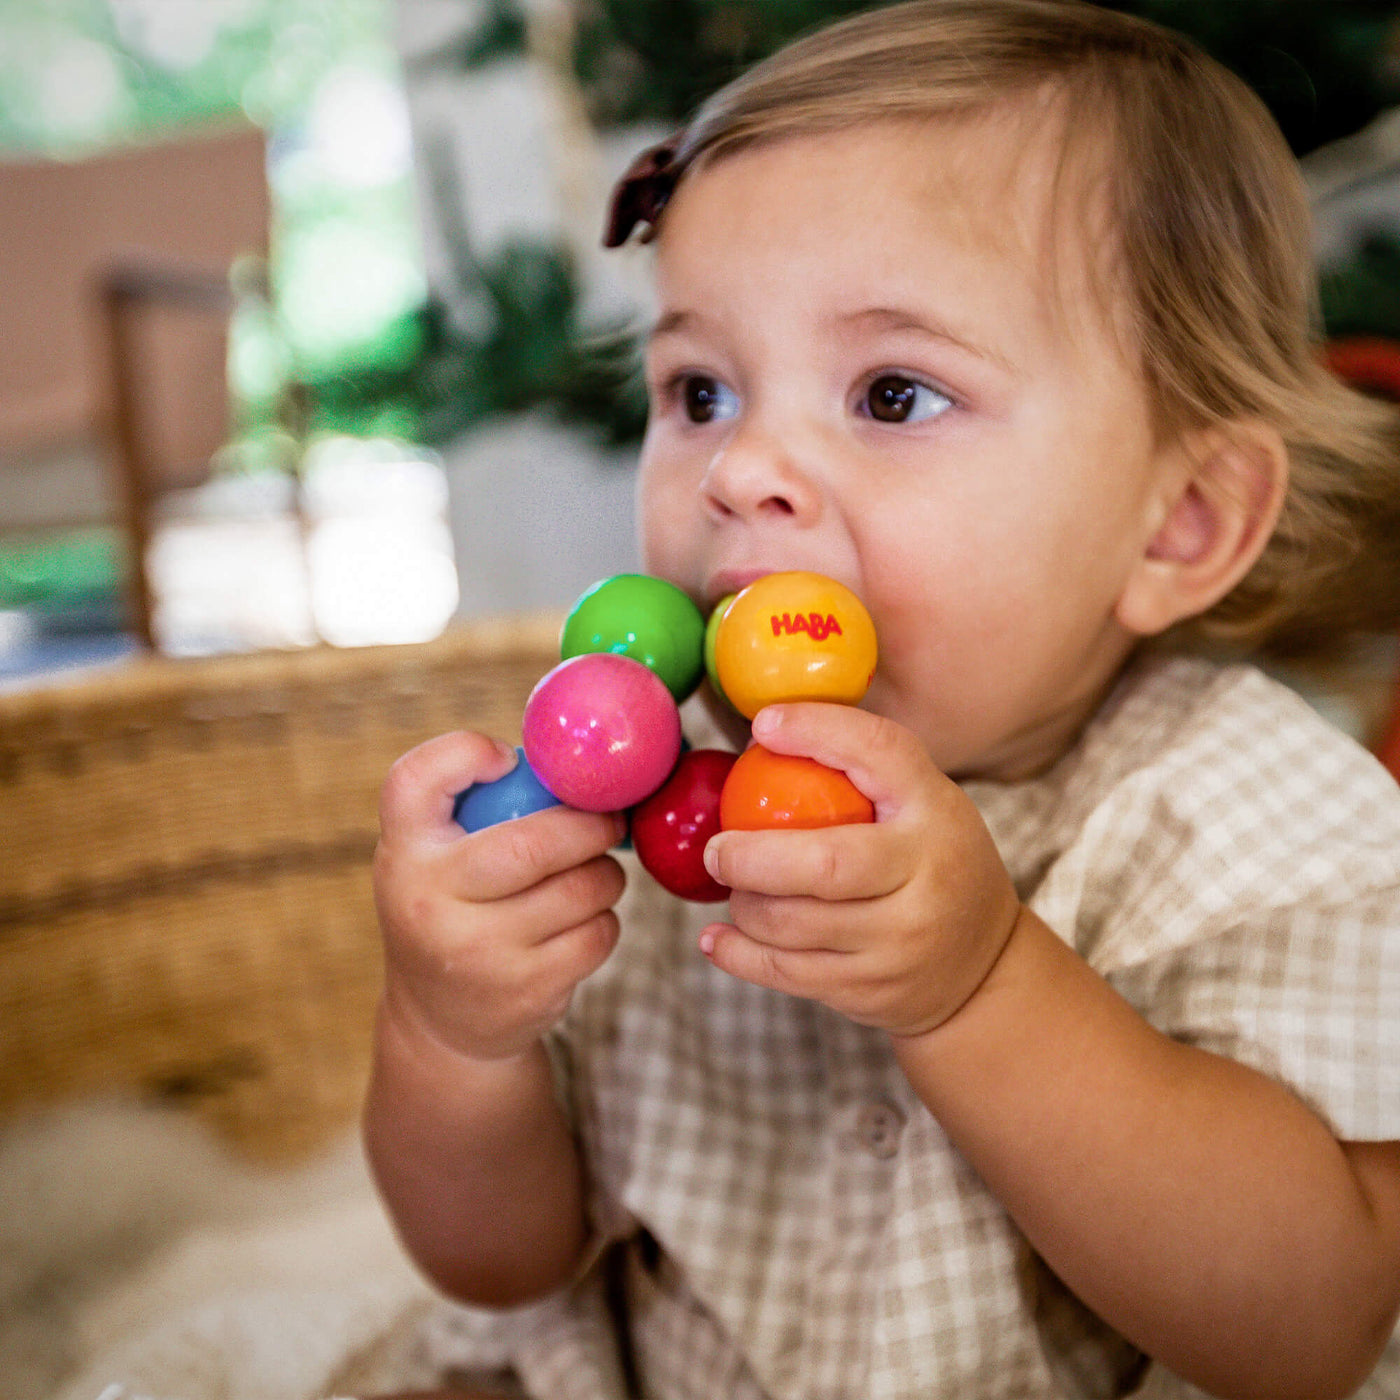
377, 980, 546, 1078
889, 899, 1035, 1054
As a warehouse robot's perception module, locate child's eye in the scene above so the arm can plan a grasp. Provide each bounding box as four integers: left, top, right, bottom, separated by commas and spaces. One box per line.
681, 375, 740, 424
861, 374, 953, 424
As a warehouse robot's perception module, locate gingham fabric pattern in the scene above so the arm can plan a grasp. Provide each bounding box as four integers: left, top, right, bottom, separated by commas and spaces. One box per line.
427, 655, 1400, 1398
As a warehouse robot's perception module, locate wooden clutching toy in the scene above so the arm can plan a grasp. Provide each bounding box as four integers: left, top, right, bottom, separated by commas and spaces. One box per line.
453, 569, 877, 902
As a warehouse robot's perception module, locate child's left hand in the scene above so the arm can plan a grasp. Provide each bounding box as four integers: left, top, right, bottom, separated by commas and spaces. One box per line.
700, 702, 1022, 1037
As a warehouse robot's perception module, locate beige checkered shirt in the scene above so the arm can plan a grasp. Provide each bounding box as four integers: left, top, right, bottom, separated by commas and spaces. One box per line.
424, 656, 1400, 1398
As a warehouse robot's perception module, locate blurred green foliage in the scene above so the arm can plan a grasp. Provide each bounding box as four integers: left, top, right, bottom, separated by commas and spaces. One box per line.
436, 0, 1400, 157
305, 240, 648, 447
0, 0, 390, 155
0, 528, 120, 611
1103, 0, 1400, 158
5, 0, 1400, 460
1321, 236, 1400, 342
388, 0, 1400, 448
434, 0, 878, 129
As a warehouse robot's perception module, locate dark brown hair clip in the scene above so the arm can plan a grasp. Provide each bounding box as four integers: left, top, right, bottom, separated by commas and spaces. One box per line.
603, 139, 683, 248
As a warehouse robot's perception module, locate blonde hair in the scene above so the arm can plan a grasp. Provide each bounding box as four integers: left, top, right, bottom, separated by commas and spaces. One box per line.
644, 0, 1400, 658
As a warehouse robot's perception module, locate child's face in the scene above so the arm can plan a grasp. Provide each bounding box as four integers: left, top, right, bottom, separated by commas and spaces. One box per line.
637, 115, 1177, 780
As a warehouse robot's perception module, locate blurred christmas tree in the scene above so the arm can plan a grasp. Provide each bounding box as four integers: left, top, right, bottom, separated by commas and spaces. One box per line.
376, 0, 1400, 447
1105, 0, 1400, 158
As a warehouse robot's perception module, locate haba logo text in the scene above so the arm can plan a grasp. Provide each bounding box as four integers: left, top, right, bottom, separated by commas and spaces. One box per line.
770, 613, 845, 642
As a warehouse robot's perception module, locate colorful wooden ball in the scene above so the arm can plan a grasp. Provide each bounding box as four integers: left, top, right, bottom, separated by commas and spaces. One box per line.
522, 652, 682, 812
453, 748, 563, 831
561, 574, 707, 702
631, 748, 737, 902
703, 593, 736, 705
718, 744, 875, 831
713, 571, 877, 719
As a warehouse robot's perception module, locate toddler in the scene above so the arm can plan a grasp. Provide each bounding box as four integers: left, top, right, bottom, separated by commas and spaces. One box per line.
365, 2, 1400, 1396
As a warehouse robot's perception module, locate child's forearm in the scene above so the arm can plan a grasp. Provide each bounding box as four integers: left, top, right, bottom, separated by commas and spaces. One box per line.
363, 993, 589, 1308
895, 905, 1400, 1400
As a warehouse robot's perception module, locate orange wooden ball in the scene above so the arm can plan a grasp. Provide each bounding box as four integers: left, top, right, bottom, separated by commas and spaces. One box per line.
718, 744, 874, 831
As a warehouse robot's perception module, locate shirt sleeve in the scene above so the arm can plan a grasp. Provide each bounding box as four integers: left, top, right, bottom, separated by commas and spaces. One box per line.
1101, 887, 1400, 1141
1013, 663, 1400, 1145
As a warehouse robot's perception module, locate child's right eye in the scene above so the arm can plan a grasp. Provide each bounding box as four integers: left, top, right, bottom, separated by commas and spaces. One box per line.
681, 376, 740, 424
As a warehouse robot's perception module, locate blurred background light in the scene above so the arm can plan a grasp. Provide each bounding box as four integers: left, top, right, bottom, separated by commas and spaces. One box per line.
304, 65, 413, 188
109, 0, 259, 73
35, 36, 130, 140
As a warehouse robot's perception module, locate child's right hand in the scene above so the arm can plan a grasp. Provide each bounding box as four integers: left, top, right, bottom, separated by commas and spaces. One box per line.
372, 731, 628, 1063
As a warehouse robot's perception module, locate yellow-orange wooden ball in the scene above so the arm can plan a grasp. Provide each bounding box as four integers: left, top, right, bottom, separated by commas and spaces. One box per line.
713, 572, 877, 720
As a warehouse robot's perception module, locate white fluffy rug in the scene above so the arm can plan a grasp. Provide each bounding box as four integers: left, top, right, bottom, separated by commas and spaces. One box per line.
0, 1099, 445, 1400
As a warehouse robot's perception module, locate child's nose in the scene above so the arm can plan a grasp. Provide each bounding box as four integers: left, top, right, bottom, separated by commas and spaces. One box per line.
699, 426, 823, 525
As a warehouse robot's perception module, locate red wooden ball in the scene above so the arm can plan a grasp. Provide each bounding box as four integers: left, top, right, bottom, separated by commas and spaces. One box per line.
630, 748, 737, 902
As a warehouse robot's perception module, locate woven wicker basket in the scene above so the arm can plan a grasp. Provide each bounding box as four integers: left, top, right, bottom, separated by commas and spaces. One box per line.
0, 616, 560, 1162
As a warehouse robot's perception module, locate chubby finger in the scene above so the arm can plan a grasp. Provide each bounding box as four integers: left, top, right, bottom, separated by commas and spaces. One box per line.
704, 822, 905, 901
503, 852, 628, 945
456, 803, 627, 902
380, 730, 518, 842
749, 703, 943, 818
531, 907, 623, 993
699, 920, 850, 998
724, 886, 879, 953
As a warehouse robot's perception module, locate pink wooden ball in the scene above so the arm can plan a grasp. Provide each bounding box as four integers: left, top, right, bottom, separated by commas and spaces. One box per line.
522, 652, 682, 812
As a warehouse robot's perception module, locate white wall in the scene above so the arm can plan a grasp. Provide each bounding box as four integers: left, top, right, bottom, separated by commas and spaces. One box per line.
445, 414, 639, 615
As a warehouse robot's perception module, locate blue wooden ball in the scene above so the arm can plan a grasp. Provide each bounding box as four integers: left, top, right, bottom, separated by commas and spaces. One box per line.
454, 748, 564, 831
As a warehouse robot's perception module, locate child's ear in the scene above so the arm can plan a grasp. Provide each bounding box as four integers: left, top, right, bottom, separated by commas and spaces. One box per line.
1115, 419, 1289, 638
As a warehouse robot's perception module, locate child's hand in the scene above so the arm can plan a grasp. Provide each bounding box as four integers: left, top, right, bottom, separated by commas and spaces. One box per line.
373, 731, 627, 1063
700, 704, 1021, 1038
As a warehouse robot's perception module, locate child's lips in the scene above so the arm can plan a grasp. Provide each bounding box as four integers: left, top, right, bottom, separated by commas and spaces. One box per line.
705, 565, 863, 613
705, 567, 775, 609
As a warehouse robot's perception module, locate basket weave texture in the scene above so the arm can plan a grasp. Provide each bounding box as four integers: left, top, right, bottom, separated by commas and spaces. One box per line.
0, 616, 560, 1161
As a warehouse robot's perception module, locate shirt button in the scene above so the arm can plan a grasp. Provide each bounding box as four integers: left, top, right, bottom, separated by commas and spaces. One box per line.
854, 1101, 904, 1158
